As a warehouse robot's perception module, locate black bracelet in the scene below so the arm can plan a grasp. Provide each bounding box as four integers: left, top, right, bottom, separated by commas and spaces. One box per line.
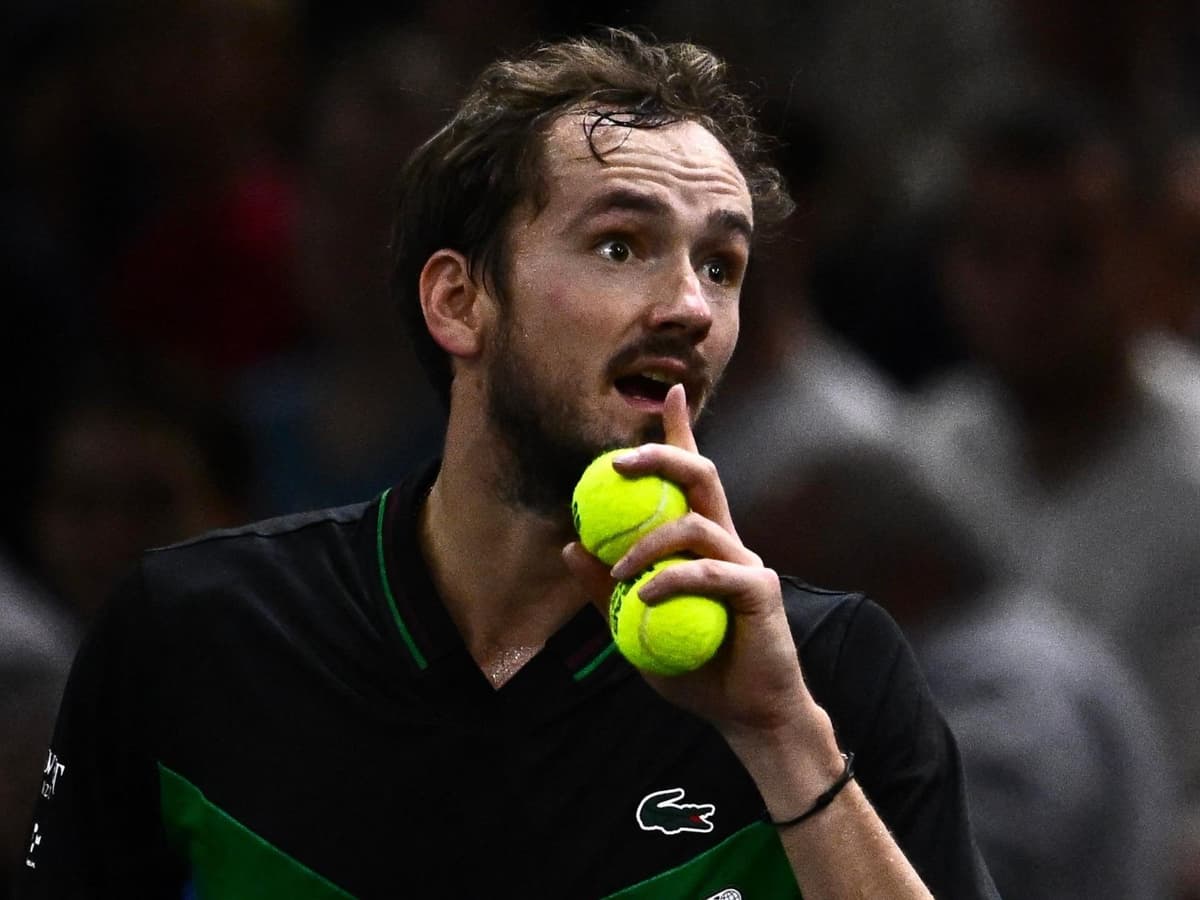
766, 752, 856, 829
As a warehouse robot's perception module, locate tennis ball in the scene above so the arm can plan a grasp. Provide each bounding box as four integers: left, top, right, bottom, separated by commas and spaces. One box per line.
609, 556, 728, 675
571, 449, 688, 566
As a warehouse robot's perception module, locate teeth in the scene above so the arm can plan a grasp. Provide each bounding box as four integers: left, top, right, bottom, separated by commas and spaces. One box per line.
643, 371, 681, 385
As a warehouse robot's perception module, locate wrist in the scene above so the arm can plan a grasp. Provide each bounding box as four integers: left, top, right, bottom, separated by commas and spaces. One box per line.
766, 752, 856, 828
721, 703, 847, 822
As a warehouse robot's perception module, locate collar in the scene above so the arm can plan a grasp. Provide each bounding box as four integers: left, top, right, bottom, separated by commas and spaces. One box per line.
374, 459, 622, 685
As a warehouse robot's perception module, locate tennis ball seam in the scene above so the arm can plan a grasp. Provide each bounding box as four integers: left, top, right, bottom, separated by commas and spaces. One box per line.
637, 613, 688, 674
636, 597, 725, 674
592, 480, 677, 560
609, 557, 727, 675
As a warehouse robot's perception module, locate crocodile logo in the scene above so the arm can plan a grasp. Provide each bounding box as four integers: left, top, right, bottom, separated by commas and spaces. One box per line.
636, 787, 715, 835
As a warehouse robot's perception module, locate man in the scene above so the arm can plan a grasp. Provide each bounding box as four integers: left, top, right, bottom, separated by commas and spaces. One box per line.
18, 31, 997, 898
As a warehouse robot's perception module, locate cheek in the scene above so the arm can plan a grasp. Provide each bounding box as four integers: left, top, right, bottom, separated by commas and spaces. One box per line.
500, 303, 595, 385
518, 278, 624, 351
508, 239, 630, 333
711, 304, 741, 369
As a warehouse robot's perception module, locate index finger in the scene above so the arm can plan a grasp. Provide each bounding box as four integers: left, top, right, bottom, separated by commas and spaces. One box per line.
663, 383, 699, 454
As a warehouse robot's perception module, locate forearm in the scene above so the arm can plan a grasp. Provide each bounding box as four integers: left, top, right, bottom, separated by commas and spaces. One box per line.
725, 709, 933, 900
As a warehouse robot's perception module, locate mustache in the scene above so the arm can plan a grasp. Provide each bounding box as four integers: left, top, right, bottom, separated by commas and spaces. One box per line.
605, 335, 712, 393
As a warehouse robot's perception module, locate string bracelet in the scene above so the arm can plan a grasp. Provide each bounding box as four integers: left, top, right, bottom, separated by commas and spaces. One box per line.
766, 752, 856, 829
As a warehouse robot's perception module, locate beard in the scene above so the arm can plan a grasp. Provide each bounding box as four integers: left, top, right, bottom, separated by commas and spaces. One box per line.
485, 316, 666, 519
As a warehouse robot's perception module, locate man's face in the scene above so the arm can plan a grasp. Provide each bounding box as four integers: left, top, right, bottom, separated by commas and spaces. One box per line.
944, 161, 1131, 398
484, 113, 753, 513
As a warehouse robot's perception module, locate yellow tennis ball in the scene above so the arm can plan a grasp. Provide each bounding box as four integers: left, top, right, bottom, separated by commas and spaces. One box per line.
571, 449, 689, 566
609, 556, 728, 675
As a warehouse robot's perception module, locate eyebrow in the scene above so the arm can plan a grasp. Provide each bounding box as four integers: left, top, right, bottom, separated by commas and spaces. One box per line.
574, 188, 667, 224
709, 208, 754, 244
570, 187, 754, 244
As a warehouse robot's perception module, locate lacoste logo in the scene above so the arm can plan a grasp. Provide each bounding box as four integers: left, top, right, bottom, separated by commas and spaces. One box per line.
636, 787, 715, 835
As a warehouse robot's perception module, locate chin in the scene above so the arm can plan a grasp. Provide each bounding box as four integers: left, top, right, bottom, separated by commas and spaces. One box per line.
623, 419, 667, 449
593, 417, 661, 452
602, 402, 667, 446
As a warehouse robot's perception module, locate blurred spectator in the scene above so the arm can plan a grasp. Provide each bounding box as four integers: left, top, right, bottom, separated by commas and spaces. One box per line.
743, 444, 1179, 900
1151, 134, 1200, 341
96, 0, 305, 378
806, 201, 967, 390
414, 0, 543, 74
28, 358, 252, 624
641, 0, 1023, 192
915, 88, 1200, 888
0, 555, 76, 898
1005, 0, 1200, 153
0, 3, 103, 568
237, 29, 451, 515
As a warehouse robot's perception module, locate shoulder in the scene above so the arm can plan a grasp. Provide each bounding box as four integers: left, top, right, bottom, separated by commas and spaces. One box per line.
89, 499, 388, 683
780, 578, 905, 681
779, 578, 953, 790
779, 579, 998, 896
779, 579, 928, 752
149, 500, 373, 560
0, 557, 78, 672
70, 496, 399, 747
139, 500, 376, 605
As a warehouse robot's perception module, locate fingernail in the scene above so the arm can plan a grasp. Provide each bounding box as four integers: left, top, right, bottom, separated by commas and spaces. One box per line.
610, 556, 632, 581
612, 450, 641, 467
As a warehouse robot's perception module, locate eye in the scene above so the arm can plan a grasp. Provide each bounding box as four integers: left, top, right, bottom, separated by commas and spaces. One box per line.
596, 238, 632, 263
701, 257, 736, 286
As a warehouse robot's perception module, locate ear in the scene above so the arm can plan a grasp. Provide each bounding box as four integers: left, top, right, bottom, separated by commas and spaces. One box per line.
419, 249, 490, 361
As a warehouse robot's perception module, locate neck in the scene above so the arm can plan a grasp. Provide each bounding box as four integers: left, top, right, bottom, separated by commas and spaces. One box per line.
419, 399, 590, 684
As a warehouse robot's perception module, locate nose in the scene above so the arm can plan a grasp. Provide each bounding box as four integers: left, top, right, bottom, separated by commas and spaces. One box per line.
646, 262, 713, 340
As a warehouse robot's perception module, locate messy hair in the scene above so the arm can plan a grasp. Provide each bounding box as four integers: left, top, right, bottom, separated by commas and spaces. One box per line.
390, 28, 793, 403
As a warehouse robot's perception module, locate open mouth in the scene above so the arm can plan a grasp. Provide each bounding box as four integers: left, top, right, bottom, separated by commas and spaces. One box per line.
615, 373, 676, 405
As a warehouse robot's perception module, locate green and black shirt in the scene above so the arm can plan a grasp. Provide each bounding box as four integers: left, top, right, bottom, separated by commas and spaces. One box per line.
18, 461, 997, 899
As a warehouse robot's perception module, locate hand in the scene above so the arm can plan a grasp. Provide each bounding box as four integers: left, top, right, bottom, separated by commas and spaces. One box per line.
562, 384, 825, 743
568, 386, 932, 900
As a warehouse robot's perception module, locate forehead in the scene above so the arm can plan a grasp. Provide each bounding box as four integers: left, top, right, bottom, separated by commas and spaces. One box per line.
537, 112, 753, 223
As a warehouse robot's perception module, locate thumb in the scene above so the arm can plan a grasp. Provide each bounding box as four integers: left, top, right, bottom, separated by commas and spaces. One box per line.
562, 541, 616, 618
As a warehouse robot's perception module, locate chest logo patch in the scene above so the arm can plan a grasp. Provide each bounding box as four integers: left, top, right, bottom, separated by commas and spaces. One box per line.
636, 787, 715, 835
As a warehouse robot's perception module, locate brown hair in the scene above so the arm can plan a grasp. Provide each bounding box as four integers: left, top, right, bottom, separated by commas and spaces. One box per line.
390, 28, 793, 403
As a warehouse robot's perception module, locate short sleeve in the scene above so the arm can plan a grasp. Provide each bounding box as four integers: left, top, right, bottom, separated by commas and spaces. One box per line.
14, 567, 185, 898
786, 584, 999, 899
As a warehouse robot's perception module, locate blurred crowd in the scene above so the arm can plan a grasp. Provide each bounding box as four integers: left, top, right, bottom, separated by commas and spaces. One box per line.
3, 1, 1199, 897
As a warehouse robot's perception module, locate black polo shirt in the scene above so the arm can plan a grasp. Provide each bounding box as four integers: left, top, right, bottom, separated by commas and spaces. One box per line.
18, 461, 997, 899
